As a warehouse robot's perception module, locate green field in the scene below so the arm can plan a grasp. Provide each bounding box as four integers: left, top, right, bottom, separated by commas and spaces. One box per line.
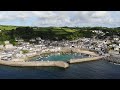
0, 25, 77, 32
0, 25, 27, 30
2, 25, 118, 42
62, 28, 77, 32
0, 25, 17, 30
34, 27, 77, 35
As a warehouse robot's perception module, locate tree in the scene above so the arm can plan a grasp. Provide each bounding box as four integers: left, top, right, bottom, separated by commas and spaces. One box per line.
15, 27, 34, 41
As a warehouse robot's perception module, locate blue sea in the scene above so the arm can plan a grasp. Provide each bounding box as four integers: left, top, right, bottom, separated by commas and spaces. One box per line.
0, 60, 120, 79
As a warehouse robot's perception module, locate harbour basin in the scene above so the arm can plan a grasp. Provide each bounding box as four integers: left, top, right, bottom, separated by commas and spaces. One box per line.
30, 53, 90, 62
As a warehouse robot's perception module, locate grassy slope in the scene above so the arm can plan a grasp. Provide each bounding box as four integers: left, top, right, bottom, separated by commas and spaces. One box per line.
0, 25, 77, 32
34, 27, 77, 35
0, 25, 17, 30
0, 25, 78, 38
0, 25, 27, 30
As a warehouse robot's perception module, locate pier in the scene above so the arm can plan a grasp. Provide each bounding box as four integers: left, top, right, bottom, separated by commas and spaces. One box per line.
0, 60, 69, 68
69, 56, 104, 63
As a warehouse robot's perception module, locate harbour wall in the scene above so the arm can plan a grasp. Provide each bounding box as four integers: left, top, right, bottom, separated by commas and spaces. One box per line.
0, 60, 69, 68
69, 56, 104, 64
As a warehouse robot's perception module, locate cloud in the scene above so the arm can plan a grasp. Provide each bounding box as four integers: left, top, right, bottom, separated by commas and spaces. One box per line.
0, 11, 31, 22
31, 11, 56, 18
91, 11, 108, 18
0, 11, 119, 27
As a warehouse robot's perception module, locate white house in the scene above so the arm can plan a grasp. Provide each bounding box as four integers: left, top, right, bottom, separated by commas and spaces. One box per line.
114, 46, 120, 51
112, 44, 117, 47
109, 50, 119, 55
119, 44, 120, 46
113, 36, 119, 41
5, 44, 14, 49
4, 41, 10, 45
0, 45, 4, 49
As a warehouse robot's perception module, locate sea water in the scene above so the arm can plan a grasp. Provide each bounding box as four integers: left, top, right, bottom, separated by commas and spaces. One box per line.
0, 56, 120, 79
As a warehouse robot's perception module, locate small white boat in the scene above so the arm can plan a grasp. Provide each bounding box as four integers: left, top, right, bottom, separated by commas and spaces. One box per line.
113, 63, 120, 65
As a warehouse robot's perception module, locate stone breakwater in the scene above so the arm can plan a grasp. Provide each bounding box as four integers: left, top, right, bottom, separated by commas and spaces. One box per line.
0, 60, 69, 68
69, 56, 104, 64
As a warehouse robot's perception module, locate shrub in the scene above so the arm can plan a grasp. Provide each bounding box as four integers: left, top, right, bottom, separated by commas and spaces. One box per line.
21, 50, 29, 54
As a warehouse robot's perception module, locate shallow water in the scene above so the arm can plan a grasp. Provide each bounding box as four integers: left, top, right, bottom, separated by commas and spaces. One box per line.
0, 60, 120, 79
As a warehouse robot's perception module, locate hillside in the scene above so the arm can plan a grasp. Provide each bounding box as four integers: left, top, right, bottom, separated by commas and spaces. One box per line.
0, 26, 81, 45
0, 25, 27, 30
0, 25, 17, 30
0, 25, 120, 45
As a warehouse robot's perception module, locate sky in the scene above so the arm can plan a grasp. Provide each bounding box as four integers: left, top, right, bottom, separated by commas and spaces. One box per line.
0, 11, 120, 27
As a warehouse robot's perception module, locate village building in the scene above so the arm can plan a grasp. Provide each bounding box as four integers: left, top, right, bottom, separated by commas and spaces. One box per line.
0, 45, 4, 50
4, 41, 14, 49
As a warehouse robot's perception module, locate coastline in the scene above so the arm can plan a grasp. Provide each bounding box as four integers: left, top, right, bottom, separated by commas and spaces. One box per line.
104, 55, 120, 64
0, 48, 102, 68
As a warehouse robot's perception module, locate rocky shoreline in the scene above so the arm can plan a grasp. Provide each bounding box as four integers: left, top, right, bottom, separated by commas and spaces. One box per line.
104, 55, 120, 64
